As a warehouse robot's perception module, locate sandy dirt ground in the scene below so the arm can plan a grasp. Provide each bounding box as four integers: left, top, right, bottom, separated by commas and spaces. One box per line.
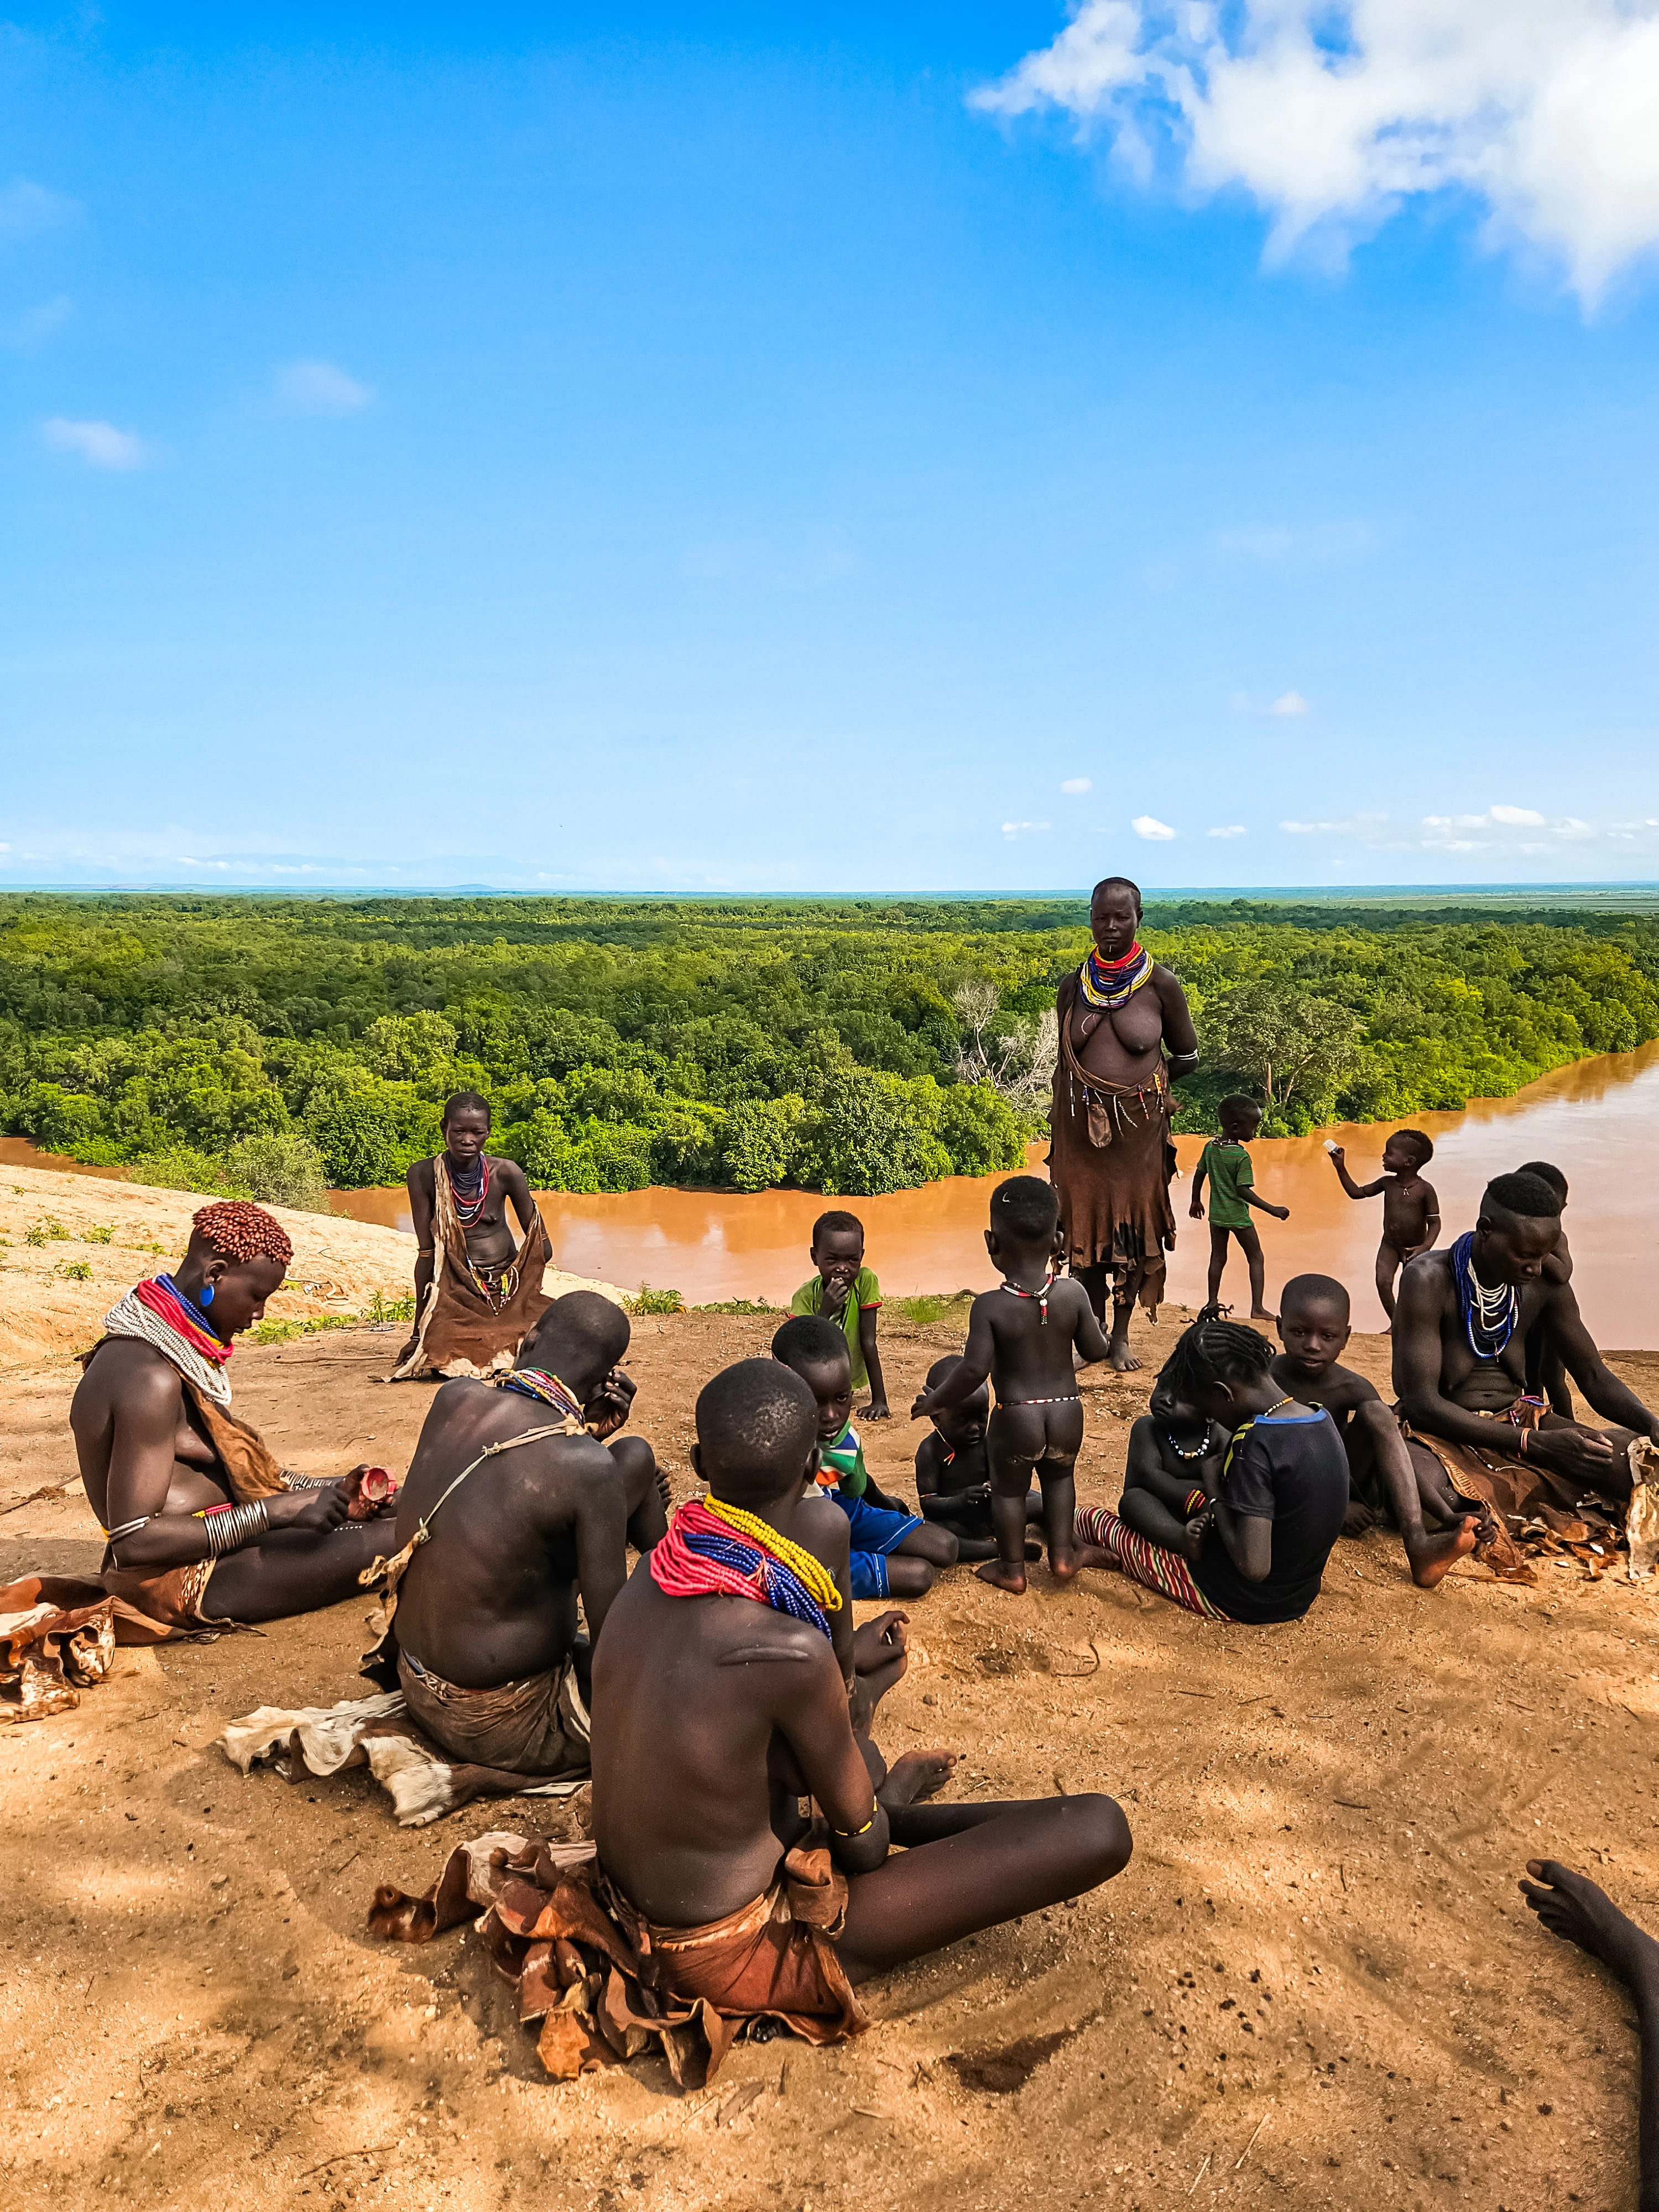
0, 1161, 627, 1366
4, 1304, 1659, 2210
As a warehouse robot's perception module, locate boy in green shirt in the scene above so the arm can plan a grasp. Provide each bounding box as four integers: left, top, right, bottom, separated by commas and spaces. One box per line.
790, 1209, 890, 1418
1189, 1095, 1289, 1319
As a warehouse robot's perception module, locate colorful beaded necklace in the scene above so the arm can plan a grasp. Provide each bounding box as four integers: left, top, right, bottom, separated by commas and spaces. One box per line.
447, 1152, 489, 1227
494, 1366, 586, 1426
1078, 941, 1153, 1010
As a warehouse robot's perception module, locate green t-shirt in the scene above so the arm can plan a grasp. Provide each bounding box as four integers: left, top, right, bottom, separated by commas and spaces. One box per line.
817, 1418, 869, 1498
1199, 1139, 1255, 1228
790, 1266, 881, 1390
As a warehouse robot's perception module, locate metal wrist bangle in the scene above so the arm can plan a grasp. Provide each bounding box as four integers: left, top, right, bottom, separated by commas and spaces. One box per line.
194, 1499, 270, 1556
283, 1473, 335, 1490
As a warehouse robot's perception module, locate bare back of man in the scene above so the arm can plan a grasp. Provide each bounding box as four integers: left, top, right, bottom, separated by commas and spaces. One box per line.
390, 1293, 663, 1701
593, 1361, 1131, 1997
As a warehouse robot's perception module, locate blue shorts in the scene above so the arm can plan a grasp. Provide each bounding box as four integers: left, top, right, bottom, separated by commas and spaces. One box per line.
833, 1490, 922, 1601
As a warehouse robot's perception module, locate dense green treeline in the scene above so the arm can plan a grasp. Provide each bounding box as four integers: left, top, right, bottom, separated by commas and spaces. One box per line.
1, 893, 1656, 1204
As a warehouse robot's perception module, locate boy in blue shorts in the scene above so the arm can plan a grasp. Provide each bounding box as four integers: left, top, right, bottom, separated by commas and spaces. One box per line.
772, 1316, 957, 1598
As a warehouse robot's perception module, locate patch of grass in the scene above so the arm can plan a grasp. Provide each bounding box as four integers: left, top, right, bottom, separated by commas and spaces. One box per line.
695, 1298, 776, 1315
58, 1259, 93, 1281
891, 1293, 975, 1327
121, 1237, 167, 1255
25, 1218, 70, 1247
248, 1312, 360, 1346
85, 1224, 114, 1244
627, 1283, 686, 1316
364, 1287, 416, 1324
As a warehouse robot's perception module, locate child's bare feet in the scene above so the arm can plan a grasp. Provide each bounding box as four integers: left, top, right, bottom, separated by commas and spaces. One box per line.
1406, 1515, 1481, 1589
1250, 1306, 1275, 1322
1048, 1550, 1084, 1585
1107, 1336, 1141, 1373
1071, 1542, 1115, 1574
974, 1559, 1027, 1593
1520, 1861, 1659, 1997
879, 1750, 960, 1807
1341, 1499, 1376, 1538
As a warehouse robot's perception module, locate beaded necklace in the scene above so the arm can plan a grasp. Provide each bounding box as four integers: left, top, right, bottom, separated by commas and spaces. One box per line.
1078, 941, 1153, 1011
493, 1366, 587, 1428
1452, 1230, 1519, 1361
1162, 1426, 1211, 1463
447, 1152, 489, 1228
1000, 1271, 1055, 1325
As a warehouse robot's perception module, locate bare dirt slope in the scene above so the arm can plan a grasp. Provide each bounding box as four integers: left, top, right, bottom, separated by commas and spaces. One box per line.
4, 1307, 1659, 2210
0, 1160, 627, 1368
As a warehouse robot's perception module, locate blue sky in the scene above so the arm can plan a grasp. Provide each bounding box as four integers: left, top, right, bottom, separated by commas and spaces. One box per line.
4, 3, 1658, 894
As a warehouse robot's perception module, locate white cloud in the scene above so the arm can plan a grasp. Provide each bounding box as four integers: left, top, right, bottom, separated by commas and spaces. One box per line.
1132, 814, 1176, 841
1207, 824, 1248, 838
273, 359, 374, 416
0, 178, 79, 241
974, 2, 1659, 304
1269, 690, 1310, 717
1002, 820, 1052, 838
42, 417, 152, 471
1061, 776, 1094, 795
1488, 804, 1547, 826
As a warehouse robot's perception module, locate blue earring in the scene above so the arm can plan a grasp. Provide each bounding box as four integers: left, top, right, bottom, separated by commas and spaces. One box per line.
199, 1284, 215, 1310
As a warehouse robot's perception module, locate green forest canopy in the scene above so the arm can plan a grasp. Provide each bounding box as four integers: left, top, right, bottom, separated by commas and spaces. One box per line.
2, 892, 1657, 1203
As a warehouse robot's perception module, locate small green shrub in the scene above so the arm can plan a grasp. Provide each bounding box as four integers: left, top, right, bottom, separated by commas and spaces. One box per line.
59, 1259, 93, 1281
85, 1224, 114, 1244
249, 1311, 359, 1345
695, 1297, 776, 1314
891, 1293, 974, 1327
24, 1225, 47, 1247
364, 1288, 416, 1324
627, 1283, 685, 1316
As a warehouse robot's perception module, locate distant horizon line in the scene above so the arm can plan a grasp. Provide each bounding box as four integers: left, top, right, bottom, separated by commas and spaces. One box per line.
4, 879, 1659, 903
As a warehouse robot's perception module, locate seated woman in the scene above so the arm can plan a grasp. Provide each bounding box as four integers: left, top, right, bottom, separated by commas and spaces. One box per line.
70, 1201, 391, 1632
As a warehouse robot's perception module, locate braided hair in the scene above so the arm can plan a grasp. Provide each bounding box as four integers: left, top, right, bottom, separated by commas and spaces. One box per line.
1158, 1314, 1274, 1405
191, 1201, 294, 1270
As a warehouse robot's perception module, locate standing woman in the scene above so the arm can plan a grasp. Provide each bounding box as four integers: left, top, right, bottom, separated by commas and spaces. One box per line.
1051, 877, 1198, 1371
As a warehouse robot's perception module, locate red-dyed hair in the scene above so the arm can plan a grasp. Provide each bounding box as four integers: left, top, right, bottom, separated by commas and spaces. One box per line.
192, 1200, 294, 1270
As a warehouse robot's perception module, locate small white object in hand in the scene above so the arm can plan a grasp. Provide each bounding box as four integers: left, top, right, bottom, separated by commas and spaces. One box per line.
1323, 1140, 1339, 1154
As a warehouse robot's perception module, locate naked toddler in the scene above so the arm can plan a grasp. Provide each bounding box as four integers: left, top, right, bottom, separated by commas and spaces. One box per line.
911, 1176, 1111, 1594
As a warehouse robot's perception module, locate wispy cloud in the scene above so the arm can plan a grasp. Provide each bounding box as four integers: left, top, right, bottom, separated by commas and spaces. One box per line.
273, 359, 374, 416
1269, 691, 1310, 717
42, 417, 152, 471
1207, 824, 1248, 839
1132, 814, 1176, 842
0, 178, 79, 242
1212, 521, 1373, 562
2, 295, 72, 352
1002, 820, 1051, 839
1061, 776, 1093, 795
974, 1, 1659, 305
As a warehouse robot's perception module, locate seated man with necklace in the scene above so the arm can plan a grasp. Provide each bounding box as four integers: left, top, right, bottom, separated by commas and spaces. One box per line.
392, 1089, 555, 1381
365, 1291, 665, 1790
1392, 1171, 1659, 1582
68, 1202, 393, 1632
